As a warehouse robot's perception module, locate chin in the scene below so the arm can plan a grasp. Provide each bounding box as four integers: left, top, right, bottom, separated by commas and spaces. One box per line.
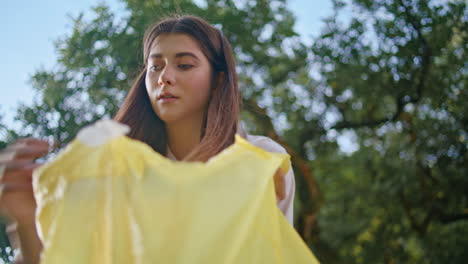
153, 107, 178, 122
157, 113, 181, 124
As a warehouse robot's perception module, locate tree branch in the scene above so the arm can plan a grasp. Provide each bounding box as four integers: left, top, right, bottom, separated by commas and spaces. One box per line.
242, 98, 321, 202
331, 96, 405, 129
242, 97, 322, 239
398, 0, 432, 103
437, 213, 468, 224
330, 0, 432, 130
399, 190, 427, 236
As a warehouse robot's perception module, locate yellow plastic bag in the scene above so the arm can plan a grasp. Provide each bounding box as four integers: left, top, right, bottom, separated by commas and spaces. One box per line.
33, 120, 319, 264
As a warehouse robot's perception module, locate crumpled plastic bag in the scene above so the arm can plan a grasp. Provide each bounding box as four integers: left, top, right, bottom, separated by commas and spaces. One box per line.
33, 119, 319, 264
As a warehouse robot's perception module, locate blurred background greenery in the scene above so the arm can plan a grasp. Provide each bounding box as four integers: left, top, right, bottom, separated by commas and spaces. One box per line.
1, 0, 467, 263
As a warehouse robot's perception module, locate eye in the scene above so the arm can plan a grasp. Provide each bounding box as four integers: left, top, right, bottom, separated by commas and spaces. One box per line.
149, 65, 163, 72
178, 64, 194, 70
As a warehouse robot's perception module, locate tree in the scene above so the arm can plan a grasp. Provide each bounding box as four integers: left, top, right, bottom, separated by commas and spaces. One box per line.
307, 0, 467, 262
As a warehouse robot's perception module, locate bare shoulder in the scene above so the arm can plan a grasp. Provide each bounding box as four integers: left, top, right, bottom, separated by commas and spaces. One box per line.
245, 134, 288, 154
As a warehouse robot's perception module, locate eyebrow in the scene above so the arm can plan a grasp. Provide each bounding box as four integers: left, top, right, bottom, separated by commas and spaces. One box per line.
149, 52, 200, 61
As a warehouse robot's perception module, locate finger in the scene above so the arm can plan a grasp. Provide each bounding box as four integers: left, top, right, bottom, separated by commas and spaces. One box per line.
0, 153, 15, 177
11, 145, 50, 160
0, 165, 38, 183
0, 163, 38, 186
2, 139, 51, 161
14, 138, 50, 148
8, 138, 50, 150
23, 138, 60, 151
274, 168, 286, 201
0, 160, 38, 170
0, 151, 15, 162
20, 138, 60, 150
0, 183, 34, 197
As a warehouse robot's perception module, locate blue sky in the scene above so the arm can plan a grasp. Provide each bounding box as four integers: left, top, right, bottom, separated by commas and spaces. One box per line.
0, 0, 336, 132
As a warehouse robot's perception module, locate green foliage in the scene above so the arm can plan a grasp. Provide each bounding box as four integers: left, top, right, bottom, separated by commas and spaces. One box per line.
0, 0, 466, 263
310, 0, 467, 263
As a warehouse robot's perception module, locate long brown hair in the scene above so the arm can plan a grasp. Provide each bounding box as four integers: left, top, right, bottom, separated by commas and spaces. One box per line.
114, 15, 241, 162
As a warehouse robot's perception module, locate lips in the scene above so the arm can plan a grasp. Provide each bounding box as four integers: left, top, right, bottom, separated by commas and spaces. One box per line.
157, 92, 179, 103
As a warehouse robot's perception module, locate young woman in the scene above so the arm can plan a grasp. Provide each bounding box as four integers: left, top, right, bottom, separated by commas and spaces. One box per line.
0, 15, 296, 264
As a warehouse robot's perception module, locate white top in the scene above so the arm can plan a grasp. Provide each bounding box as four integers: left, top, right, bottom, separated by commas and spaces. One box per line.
166, 134, 296, 226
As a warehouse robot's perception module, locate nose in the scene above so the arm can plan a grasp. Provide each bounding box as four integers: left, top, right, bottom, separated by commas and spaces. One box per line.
158, 66, 176, 86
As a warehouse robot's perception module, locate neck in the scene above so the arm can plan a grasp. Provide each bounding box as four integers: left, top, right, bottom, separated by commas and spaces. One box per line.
166, 117, 204, 160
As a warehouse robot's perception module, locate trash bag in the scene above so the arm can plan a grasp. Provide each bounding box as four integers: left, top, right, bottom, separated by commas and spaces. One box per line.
33, 119, 319, 264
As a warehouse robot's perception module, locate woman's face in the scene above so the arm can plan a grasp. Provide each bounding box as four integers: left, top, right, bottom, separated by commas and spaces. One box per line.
145, 33, 213, 124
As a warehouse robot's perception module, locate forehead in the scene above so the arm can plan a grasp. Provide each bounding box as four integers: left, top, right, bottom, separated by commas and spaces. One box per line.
149, 33, 204, 57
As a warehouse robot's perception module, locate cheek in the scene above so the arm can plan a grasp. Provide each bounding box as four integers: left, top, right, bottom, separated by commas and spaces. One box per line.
185, 70, 212, 100
145, 72, 153, 91
145, 76, 150, 94
144, 75, 161, 117
145, 73, 158, 98
189, 84, 211, 110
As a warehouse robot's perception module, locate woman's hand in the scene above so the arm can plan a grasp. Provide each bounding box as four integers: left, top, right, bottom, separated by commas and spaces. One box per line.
0, 138, 51, 264
0, 138, 50, 223
274, 168, 286, 202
